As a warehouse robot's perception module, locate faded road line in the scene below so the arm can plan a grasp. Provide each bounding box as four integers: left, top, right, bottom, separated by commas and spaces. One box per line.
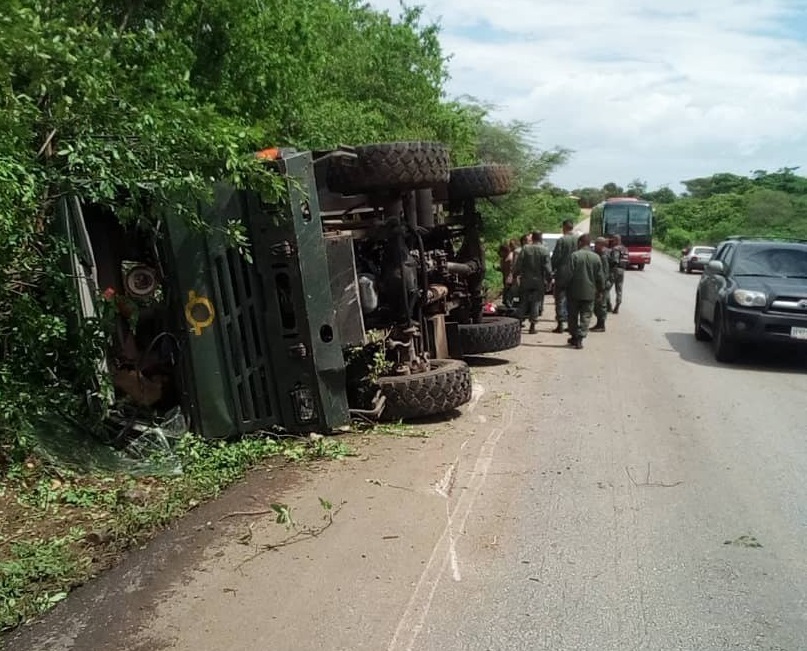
467, 382, 486, 413
387, 405, 515, 651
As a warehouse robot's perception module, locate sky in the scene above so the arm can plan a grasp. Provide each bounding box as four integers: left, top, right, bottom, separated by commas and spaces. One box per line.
368, 0, 807, 192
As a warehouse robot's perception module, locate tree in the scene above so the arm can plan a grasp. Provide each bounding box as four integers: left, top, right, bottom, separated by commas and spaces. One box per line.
456, 99, 575, 244
644, 186, 677, 204
752, 168, 807, 196
538, 182, 570, 198
602, 182, 624, 198
571, 187, 606, 208
746, 189, 793, 231
681, 173, 751, 199
626, 178, 647, 198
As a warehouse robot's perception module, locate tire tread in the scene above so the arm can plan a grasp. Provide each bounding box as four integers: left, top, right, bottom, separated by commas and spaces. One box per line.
378, 359, 472, 421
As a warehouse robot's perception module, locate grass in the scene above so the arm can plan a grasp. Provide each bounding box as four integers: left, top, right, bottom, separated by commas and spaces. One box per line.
652, 238, 682, 257
353, 420, 431, 439
0, 433, 353, 632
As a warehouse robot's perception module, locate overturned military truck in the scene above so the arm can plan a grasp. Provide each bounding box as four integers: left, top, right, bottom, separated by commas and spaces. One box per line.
61, 142, 519, 441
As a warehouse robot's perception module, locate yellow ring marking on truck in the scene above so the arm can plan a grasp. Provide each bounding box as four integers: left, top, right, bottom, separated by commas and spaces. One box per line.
185, 291, 215, 335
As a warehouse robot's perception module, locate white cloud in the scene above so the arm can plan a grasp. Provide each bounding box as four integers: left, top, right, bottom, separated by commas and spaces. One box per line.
370, 0, 807, 190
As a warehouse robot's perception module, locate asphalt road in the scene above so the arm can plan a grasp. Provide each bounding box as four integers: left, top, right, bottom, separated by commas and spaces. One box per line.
8, 254, 807, 651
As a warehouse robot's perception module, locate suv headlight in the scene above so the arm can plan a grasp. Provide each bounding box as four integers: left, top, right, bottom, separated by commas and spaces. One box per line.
732, 289, 766, 307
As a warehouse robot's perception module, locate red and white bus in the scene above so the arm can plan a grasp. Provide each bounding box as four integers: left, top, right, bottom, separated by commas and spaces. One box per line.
590, 197, 653, 269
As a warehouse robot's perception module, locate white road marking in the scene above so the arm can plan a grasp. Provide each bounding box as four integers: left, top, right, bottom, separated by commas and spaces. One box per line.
447, 498, 462, 583
467, 382, 485, 413
387, 405, 515, 651
433, 461, 456, 499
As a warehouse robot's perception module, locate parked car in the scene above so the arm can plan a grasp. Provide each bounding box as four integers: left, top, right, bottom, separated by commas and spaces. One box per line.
542, 233, 562, 254
679, 246, 715, 273
694, 237, 807, 362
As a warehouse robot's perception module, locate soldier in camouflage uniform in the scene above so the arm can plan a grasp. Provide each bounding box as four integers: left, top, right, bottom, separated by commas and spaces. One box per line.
566, 233, 606, 349
550, 219, 577, 333
498, 243, 515, 307
591, 237, 611, 332
513, 231, 552, 334
609, 234, 628, 314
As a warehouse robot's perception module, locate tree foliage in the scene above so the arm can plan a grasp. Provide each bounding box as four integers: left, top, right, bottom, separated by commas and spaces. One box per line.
571, 181, 637, 208
458, 98, 577, 245
654, 169, 807, 251
643, 186, 677, 204
625, 178, 647, 198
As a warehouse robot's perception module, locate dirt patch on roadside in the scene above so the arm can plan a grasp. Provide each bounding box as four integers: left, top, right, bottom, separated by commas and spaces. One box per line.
0, 434, 350, 633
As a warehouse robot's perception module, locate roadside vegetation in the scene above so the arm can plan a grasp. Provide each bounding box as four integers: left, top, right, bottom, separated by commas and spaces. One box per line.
652, 169, 807, 250
0, 433, 352, 631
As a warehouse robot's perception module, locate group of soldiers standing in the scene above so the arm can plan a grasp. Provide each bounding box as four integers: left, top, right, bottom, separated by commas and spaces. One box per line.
499, 219, 629, 350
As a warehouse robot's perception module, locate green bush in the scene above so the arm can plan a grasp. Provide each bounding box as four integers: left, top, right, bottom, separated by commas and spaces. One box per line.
664, 227, 692, 251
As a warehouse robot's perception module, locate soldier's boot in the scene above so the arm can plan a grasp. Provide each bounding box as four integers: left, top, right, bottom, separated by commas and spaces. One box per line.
528, 322, 537, 335
591, 320, 606, 332
552, 323, 565, 334
613, 303, 620, 314
574, 339, 584, 350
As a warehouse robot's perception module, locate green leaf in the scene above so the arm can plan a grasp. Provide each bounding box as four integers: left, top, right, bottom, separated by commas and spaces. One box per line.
47, 592, 68, 604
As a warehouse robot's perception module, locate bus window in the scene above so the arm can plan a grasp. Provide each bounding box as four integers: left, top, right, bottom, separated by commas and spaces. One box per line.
603, 204, 651, 237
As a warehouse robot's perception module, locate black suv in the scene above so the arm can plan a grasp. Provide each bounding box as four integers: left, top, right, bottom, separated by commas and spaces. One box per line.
694, 237, 807, 362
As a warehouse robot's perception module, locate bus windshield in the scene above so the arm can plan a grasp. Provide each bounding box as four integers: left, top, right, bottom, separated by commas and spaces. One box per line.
603, 204, 652, 240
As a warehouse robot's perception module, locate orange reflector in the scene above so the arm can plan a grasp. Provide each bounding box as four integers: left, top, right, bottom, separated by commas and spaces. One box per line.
255, 147, 280, 160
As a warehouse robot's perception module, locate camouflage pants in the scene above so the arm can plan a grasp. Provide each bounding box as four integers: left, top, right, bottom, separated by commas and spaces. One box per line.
568, 299, 594, 340
553, 284, 568, 324
519, 288, 544, 324
612, 270, 624, 307
502, 283, 516, 307
594, 289, 608, 321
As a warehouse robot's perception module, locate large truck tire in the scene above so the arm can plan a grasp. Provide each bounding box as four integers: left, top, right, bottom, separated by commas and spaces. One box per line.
327, 141, 450, 194
459, 316, 521, 354
448, 164, 514, 200
378, 359, 472, 422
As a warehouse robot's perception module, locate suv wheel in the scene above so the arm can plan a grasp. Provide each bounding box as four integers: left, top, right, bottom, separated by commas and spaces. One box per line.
694, 299, 710, 341
679, 261, 684, 273
638, 263, 645, 270
713, 307, 738, 362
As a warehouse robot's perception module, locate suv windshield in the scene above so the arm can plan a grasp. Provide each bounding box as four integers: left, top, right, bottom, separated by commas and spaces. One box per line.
733, 245, 807, 277
692, 247, 714, 256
